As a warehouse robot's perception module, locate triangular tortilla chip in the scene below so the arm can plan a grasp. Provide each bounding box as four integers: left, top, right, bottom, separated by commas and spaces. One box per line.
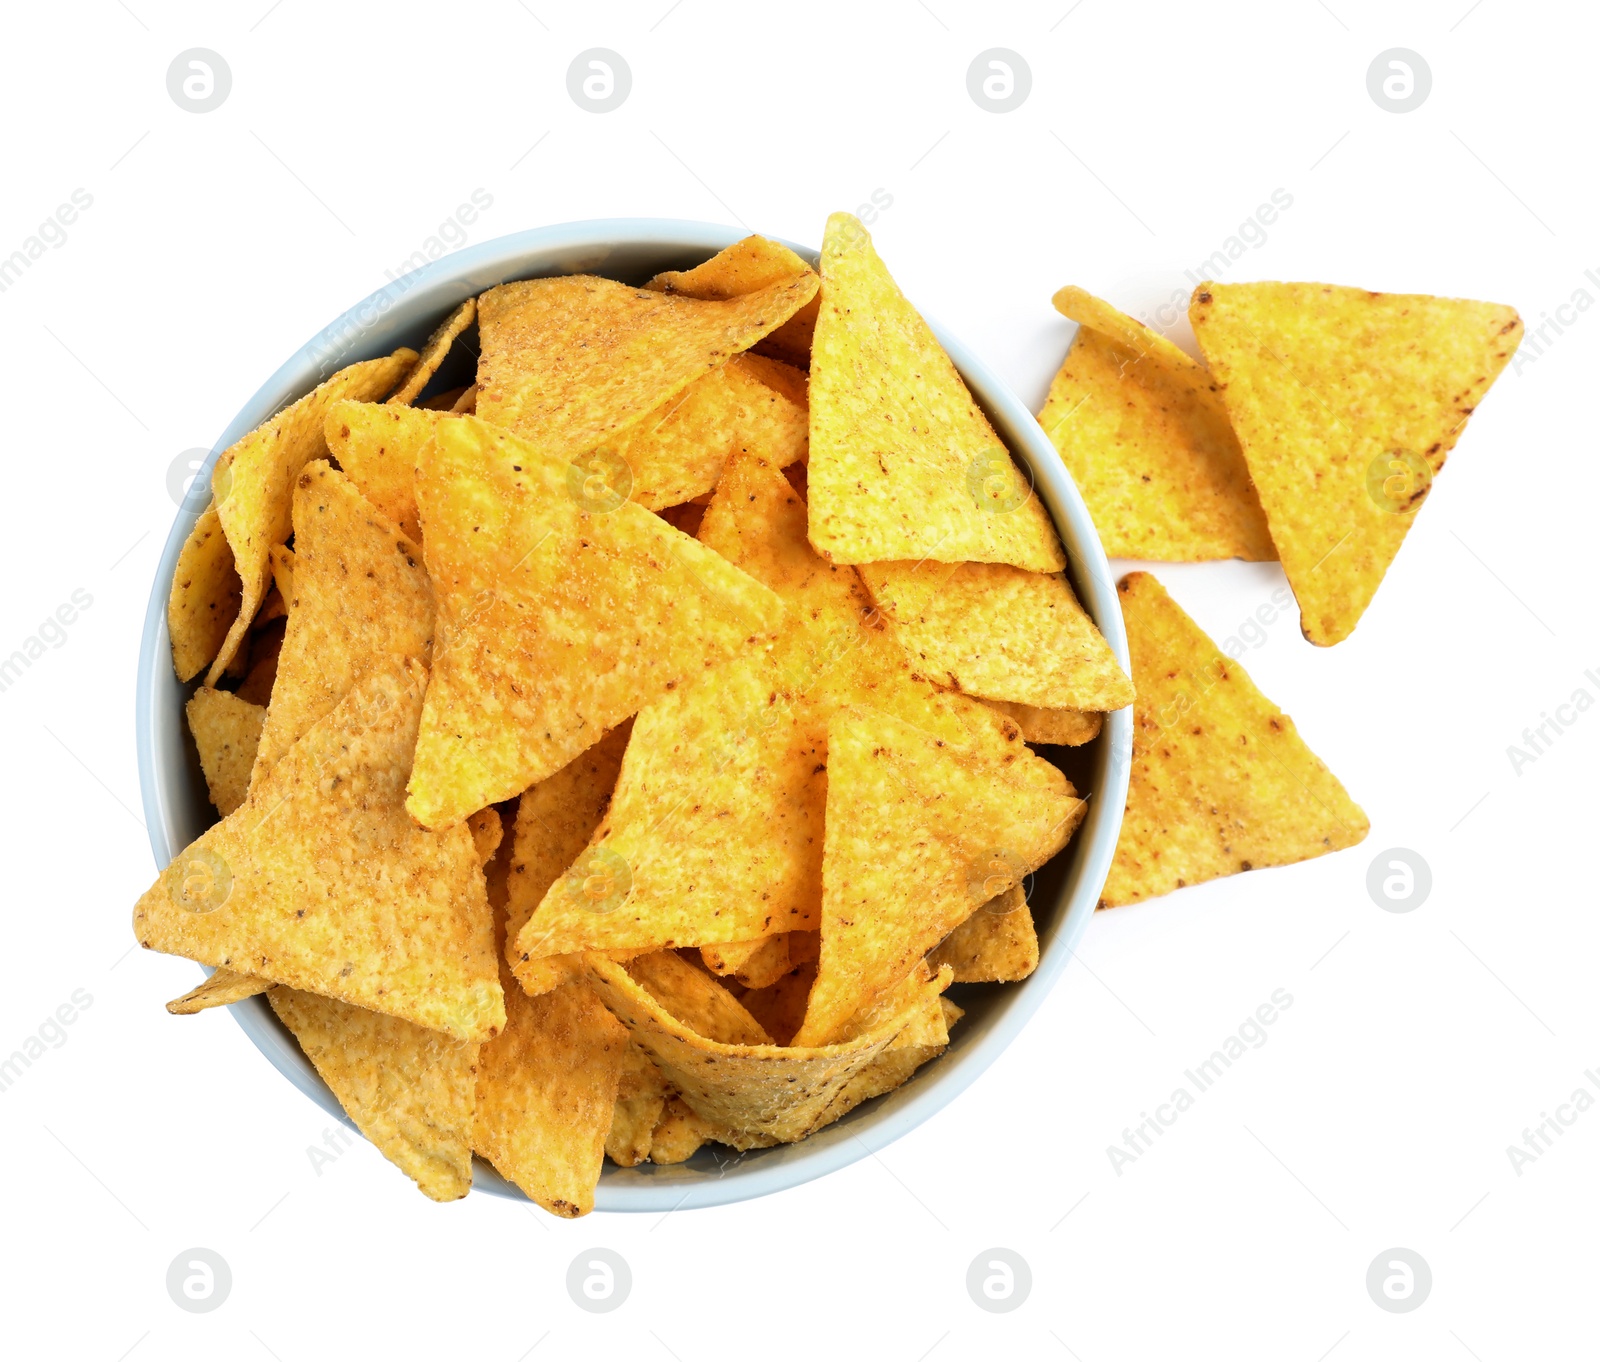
324, 400, 446, 542
607, 1042, 670, 1167
165, 968, 270, 1014
584, 954, 949, 1148
1190, 281, 1523, 644
792, 704, 1084, 1046
388, 297, 475, 407
269, 986, 478, 1201
512, 448, 1024, 969
739, 352, 809, 410
250, 462, 434, 785
1039, 287, 1274, 561
205, 350, 417, 684
505, 722, 632, 997
406, 416, 784, 828
806, 212, 1064, 572
624, 951, 773, 1044
1103, 572, 1369, 905
474, 271, 817, 459
588, 352, 808, 510
472, 978, 629, 1217
185, 687, 265, 816
133, 661, 504, 1041
927, 885, 1037, 982
701, 932, 794, 990
648, 1095, 729, 1164
858, 559, 1134, 712
981, 699, 1102, 747
168, 504, 242, 683
812, 992, 958, 1127
646, 234, 820, 368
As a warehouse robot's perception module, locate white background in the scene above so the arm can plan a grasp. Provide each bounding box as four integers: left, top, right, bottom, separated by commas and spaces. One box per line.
0, 2, 1594, 1358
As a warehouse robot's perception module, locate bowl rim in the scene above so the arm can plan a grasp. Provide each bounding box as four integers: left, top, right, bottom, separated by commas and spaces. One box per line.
135, 217, 1132, 1212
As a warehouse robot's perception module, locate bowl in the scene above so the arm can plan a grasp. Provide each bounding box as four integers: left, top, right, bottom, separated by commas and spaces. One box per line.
135, 219, 1133, 1211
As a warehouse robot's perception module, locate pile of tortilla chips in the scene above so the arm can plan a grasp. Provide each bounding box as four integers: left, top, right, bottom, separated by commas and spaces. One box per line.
139, 214, 1128, 1211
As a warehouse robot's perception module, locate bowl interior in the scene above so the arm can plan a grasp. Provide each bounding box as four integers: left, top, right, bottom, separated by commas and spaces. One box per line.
136, 220, 1132, 1211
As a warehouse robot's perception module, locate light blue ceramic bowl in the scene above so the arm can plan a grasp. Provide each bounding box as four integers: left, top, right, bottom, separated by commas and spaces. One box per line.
135, 219, 1132, 1211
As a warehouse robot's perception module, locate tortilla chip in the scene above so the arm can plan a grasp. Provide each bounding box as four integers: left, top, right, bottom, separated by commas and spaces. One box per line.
606, 1042, 670, 1167
927, 885, 1037, 982
858, 560, 1134, 711
739, 958, 816, 1047
648, 1095, 727, 1164
256, 585, 287, 623
324, 400, 445, 542
701, 933, 793, 990
645, 234, 820, 368
588, 352, 808, 511
739, 352, 809, 410
165, 968, 270, 1014
406, 416, 784, 829
806, 212, 1064, 572
185, 687, 266, 816
1189, 281, 1523, 645
505, 722, 632, 997
389, 297, 476, 407
418, 385, 470, 412
792, 705, 1084, 1047
814, 992, 958, 1126
234, 622, 284, 707
474, 271, 817, 460
450, 384, 478, 414
267, 544, 294, 601
270, 986, 478, 1201
249, 462, 434, 786
981, 699, 1102, 747
584, 955, 948, 1148
133, 661, 504, 1042
1103, 572, 1370, 905
205, 349, 417, 685
472, 980, 629, 1217
468, 807, 502, 867
168, 504, 242, 683
624, 951, 772, 1044
1039, 287, 1274, 561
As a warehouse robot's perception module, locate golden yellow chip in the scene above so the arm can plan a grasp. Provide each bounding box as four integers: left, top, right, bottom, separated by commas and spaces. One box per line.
270, 986, 478, 1201
418, 385, 470, 412
185, 687, 265, 816
324, 400, 445, 542
1039, 287, 1274, 561
475, 271, 817, 458
792, 704, 1084, 1047
584, 954, 949, 1148
738, 958, 816, 1046
205, 349, 417, 685
607, 1042, 670, 1168
927, 885, 1037, 982
588, 352, 808, 510
468, 807, 502, 867
450, 384, 477, 414
472, 980, 629, 1217
505, 722, 632, 997
167, 504, 242, 683
624, 951, 773, 1044
1103, 572, 1369, 905
858, 559, 1134, 712
648, 1095, 727, 1164
388, 297, 475, 407
815, 991, 957, 1125
1190, 281, 1523, 644
981, 699, 1102, 747
133, 662, 503, 1041
701, 932, 793, 990
250, 462, 434, 785
806, 212, 1065, 572
645, 234, 819, 368
164, 968, 269, 1015
738, 351, 809, 410
406, 416, 784, 829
